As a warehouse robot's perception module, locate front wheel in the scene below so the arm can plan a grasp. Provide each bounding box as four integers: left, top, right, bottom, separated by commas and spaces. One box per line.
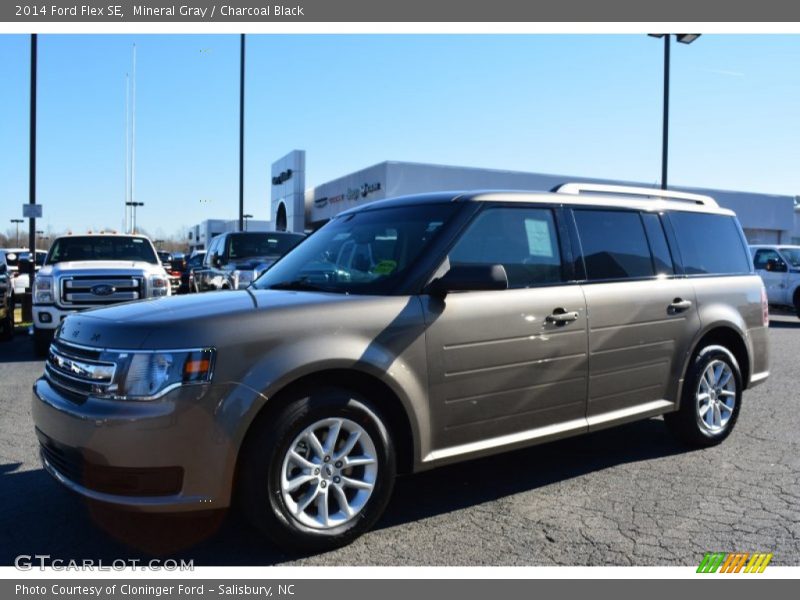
664, 345, 743, 447
33, 327, 53, 357
238, 387, 396, 552
0, 308, 13, 342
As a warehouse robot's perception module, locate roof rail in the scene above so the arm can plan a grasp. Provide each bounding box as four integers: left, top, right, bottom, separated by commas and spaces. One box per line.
554, 182, 718, 207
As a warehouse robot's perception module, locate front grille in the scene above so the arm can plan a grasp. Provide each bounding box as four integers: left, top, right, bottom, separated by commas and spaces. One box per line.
60, 276, 143, 306
44, 339, 116, 402
37, 430, 183, 497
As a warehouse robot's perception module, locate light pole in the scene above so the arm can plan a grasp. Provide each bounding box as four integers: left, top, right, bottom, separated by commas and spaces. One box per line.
243, 213, 253, 231
11, 219, 23, 246
238, 33, 246, 232
126, 201, 144, 234
649, 34, 701, 190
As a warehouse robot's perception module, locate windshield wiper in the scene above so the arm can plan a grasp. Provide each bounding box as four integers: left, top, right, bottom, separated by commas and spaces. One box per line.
268, 279, 334, 292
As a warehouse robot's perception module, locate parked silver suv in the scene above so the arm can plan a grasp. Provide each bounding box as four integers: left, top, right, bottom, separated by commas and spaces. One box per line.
32, 185, 769, 551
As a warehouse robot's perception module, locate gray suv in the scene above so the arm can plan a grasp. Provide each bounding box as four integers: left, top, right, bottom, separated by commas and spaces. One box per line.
32, 184, 769, 552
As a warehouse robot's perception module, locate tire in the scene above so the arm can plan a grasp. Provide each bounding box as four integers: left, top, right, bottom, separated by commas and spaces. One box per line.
0, 308, 12, 342
238, 386, 396, 553
33, 327, 53, 358
794, 289, 800, 319
664, 345, 743, 447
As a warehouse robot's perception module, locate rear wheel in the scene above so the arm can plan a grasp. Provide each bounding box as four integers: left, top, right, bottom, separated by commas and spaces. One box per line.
664, 345, 742, 447
238, 387, 396, 552
794, 289, 800, 319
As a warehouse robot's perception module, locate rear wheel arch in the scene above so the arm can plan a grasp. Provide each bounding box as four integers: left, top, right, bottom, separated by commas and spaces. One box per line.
683, 326, 750, 394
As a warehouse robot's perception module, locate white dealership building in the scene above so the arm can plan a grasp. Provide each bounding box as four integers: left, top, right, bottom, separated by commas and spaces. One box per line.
271, 150, 796, 245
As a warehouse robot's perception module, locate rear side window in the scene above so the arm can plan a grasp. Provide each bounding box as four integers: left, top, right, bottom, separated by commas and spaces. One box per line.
669, 212, 751, 275
573, 210, 654, 280
448, 207, 563, 288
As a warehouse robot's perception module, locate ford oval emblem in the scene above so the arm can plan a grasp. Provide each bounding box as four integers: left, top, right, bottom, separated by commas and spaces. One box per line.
91, 284, 115, 296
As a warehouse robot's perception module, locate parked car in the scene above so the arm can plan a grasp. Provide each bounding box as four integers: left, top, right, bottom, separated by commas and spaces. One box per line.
176, 250, 205, 294
194, 231, 305, 291
32, 185, 768, 552
31, 233, 171, 356
0, 247, 28, 307
0, 262, 12, 341
750, 244, 800, 317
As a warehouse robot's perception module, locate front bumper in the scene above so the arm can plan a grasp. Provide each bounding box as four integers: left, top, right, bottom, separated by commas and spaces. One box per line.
32, 377, 255, 512
33, 305, 76, 330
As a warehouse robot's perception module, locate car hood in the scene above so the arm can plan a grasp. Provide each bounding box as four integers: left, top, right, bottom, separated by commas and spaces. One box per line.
42, 261, 161, 276
56, 288, 350, 350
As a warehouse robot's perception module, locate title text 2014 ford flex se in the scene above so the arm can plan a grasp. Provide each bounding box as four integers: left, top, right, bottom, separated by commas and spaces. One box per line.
32, 184, 769, 551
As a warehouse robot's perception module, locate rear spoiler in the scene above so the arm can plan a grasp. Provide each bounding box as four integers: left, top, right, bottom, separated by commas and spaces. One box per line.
553, 182, 718, 207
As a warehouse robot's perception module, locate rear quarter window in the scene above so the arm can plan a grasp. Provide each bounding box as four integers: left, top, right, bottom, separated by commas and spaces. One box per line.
668, 212, 752, 275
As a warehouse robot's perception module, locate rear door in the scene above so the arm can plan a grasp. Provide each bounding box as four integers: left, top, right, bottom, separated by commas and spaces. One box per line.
423, 205, 589, 455
570, 208, 701, 426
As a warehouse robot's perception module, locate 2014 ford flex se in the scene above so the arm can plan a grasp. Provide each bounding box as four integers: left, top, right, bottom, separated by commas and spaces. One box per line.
33, 184, 769, 551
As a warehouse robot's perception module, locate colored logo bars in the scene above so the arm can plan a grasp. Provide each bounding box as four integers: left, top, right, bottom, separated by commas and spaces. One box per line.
697, 552, 773, 573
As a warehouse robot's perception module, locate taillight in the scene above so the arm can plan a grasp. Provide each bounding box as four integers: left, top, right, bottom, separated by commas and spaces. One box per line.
761, 286, 769, 326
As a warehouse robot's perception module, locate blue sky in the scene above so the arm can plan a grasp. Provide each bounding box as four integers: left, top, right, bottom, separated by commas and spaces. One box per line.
1, 34, 798, 239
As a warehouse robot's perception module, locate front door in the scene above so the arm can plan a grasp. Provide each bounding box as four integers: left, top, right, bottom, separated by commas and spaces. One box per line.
753, 248, 788, 305
422, 205, 589, 457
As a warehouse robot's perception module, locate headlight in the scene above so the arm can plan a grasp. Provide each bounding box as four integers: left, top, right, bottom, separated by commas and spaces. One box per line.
233, 269, 255, 289
148, 275, 170, 297
110, 348, 215, 400
34, 276, 54, 304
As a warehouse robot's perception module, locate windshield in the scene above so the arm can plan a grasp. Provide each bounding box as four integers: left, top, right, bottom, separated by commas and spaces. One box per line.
1, 250, 22, 268
46, 236, 158, 264
780, 247, 800, 267
227, 232, 305, 260
20, 251, 47, 267
253, 204, 457, 295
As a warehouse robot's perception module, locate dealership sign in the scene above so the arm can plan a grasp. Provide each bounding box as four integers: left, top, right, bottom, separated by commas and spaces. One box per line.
316, 182, 383, 207
272, 169, 293, 186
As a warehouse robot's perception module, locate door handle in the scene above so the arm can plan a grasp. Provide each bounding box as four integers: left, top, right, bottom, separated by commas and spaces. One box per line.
546, 308, 579, 324
668, 298, 693, 313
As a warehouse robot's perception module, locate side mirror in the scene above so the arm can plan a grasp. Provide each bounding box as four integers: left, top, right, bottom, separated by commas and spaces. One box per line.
765, 258, 787, 273
427, 264, 508, 297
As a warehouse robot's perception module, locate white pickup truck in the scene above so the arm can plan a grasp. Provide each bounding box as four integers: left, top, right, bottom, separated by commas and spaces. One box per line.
32, 233, 171, 356
750, 244, 800, 318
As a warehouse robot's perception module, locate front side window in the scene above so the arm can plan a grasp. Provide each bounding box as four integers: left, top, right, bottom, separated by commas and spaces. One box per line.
46, 236, 158, 264
753, 249, 782, 270
227, 232, 305, 260
573, 210, 654, 280
253, 204, 458, 295
669, 212, 751, 275
446, 207, 563, 288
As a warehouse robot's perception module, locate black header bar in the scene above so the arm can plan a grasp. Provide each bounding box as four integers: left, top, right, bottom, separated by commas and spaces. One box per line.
3, 0, 800, 23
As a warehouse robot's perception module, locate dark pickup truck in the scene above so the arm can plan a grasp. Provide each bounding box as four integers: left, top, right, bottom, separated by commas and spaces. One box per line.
194, 231, 305, 291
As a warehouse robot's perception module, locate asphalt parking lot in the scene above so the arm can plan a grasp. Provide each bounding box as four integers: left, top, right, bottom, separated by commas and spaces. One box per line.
1, 315, 798, 567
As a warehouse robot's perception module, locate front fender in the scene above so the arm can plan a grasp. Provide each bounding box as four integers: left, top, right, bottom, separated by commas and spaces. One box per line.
221, 334, 429, 472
